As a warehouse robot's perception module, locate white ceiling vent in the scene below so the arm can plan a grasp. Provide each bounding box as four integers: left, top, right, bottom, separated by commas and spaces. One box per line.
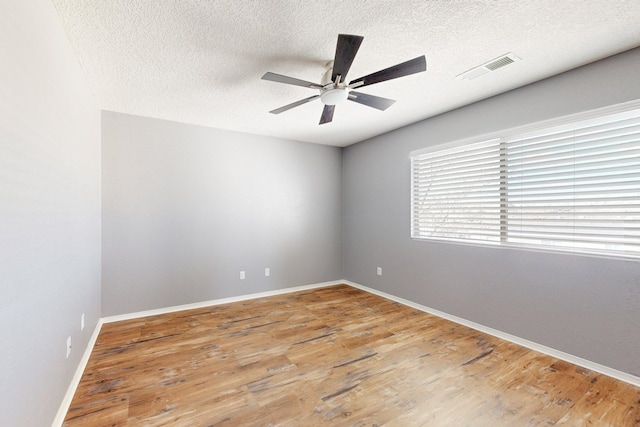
457, 53, 521, 80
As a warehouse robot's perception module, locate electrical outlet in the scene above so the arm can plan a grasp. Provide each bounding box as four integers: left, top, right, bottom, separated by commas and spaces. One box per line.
377, 267, 382, 276
66, 336, 72, 359
265, 267, 270, 277
81, 313, 85, 331
240, 270, 245, 280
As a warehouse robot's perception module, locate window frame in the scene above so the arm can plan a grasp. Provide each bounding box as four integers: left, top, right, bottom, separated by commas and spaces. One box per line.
410, 99, 640, 260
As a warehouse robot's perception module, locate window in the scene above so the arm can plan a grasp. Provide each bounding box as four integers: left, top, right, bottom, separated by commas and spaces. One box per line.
411, 103, 640, 259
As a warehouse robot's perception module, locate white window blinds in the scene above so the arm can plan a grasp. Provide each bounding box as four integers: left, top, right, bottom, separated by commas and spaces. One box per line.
411, 139, 503, 243
411, 106, 640, 259
505, 115, 640, 254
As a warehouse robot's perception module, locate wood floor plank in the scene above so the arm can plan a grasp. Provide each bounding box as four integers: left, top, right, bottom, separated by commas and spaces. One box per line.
64, 284, 640, 426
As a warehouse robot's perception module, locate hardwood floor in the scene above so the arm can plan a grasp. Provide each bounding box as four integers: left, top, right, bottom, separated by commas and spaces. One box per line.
64, 284, 639, 426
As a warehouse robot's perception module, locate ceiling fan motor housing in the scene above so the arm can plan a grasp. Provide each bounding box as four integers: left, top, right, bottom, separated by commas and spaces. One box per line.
320, 61, 348, 105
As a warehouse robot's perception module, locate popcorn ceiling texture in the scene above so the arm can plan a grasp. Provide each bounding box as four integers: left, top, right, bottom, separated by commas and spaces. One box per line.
52, 0, 640, 147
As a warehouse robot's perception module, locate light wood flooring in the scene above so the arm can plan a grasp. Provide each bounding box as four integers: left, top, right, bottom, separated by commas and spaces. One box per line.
64, 284, 639, 426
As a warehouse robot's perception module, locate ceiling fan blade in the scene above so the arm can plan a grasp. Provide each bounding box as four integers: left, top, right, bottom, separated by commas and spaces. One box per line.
262, 72, 323, 89
348, 55, 426, 88
269, 95, 320, 114
348, 91, 396, 111
332, 34, 364, 83
319, 105, 335, 124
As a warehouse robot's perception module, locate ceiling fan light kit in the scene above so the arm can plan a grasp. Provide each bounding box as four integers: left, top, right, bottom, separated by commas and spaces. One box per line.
261, 34, 427, 124
320, 87, 349, 105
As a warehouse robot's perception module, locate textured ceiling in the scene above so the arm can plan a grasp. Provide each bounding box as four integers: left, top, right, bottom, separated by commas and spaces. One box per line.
52, 0, 640, 147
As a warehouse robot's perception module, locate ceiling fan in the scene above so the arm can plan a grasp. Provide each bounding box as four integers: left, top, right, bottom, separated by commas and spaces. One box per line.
261, 34, 427, 125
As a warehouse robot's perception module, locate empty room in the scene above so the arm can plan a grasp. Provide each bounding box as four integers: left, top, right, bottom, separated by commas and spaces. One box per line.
2, 1, 640, 426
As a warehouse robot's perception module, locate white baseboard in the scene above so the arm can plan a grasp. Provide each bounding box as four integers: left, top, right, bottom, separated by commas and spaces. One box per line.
101, 280, 344, 324
51, 318, 104, 427
344, 280, 640, 388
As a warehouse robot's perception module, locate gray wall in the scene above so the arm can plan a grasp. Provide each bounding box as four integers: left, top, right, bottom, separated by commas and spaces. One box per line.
0, 1, 102, 426
343, 47, 640, 376
101, 112, 343, 316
